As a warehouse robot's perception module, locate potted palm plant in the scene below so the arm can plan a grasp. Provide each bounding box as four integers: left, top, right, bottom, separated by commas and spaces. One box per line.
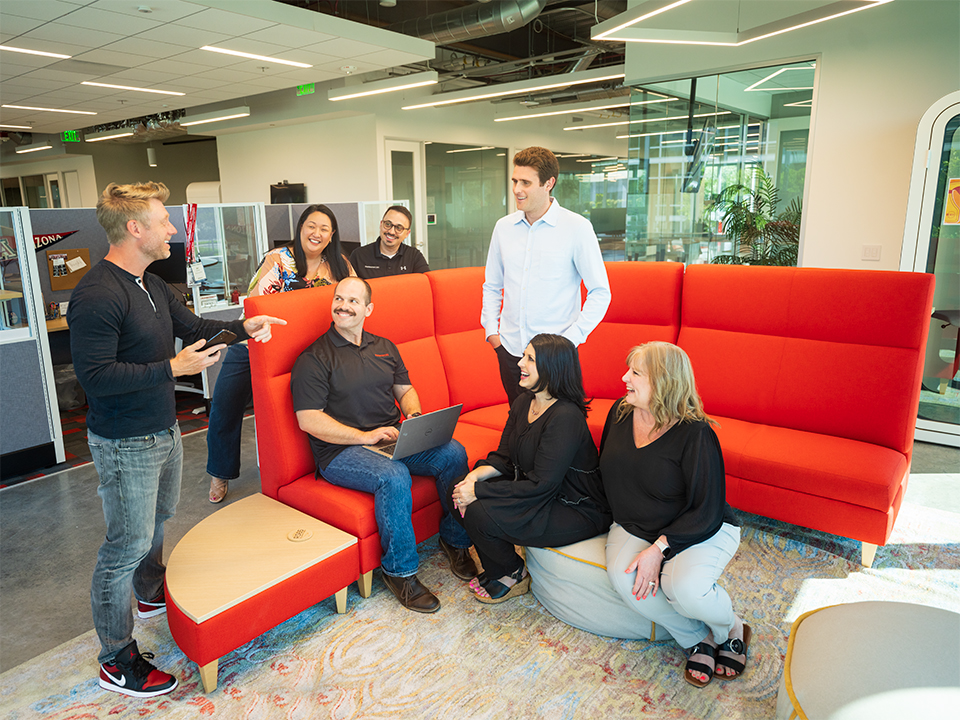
706, 164, 802, 266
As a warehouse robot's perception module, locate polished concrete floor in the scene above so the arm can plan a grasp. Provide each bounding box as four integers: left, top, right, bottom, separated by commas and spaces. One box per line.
1, 417, 957, 673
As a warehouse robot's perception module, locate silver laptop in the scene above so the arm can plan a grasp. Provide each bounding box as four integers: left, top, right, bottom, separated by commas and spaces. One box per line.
363, 404, 463, 460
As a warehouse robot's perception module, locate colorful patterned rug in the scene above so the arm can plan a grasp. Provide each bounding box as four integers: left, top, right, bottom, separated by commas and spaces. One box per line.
3, 501, 958, 719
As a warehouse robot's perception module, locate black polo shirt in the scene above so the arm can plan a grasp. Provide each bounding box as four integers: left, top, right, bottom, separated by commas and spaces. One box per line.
350, 239, 430, 279
291, 322, 410, 470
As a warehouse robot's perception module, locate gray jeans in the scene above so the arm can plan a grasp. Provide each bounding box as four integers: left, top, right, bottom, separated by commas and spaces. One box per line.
88, 425, 182, 663
605, 522, 740, 649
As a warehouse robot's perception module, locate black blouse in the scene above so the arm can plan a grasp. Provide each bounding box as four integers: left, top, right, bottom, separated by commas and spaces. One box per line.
599, 402, 737, 558
474, 393, 610, 537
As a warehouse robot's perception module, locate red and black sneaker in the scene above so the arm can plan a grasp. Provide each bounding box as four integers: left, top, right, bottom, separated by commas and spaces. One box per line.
99, 640, 178, 698
136, 588, 166, 619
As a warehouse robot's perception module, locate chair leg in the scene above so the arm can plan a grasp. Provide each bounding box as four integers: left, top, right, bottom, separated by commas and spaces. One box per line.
335, 587, 347, 613
358, 570, 373, 598
861, 542, 878, 568
198, 659, 218, 693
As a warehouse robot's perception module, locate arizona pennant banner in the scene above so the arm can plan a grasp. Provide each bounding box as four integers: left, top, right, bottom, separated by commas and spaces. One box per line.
34, 231, 78, 252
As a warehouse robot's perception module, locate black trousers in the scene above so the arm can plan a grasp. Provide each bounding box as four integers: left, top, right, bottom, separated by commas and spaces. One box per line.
495, 344, 522, 407
447, 482, 609, 579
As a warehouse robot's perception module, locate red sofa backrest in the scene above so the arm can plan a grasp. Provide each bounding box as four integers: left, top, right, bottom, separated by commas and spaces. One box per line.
245, 283, 338, 498
678, 264, 935, 453
429, 267, 509, 412
363, 274, 452, 413
580, 262, 684, 399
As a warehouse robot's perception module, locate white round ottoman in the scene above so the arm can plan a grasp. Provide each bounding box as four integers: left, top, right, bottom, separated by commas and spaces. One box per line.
776, 601, 960, 719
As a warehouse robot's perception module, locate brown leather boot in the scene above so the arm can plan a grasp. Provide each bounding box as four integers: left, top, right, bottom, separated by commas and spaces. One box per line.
381, 573, 440, 613
438, 536, 478, 580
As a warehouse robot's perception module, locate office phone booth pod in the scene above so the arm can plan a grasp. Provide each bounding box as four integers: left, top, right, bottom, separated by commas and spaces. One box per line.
0, 207, 65, 477
901, 91, 960, 447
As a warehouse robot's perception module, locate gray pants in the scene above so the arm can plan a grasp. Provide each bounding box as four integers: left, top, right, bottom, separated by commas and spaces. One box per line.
605, 522, 740, 649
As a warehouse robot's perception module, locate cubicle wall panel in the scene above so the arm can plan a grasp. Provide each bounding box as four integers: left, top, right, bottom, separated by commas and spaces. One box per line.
0, 341, 54, 455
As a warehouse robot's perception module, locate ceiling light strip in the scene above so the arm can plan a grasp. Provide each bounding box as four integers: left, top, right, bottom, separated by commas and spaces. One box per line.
402, 66, 625, 110
0, 123, 33, 130
445, 146, 495, 154
200, 46, 311, 68
0, 44, 71, 59
2, 104, 96, 115
495, 96, 673, 122
329, 71, 439, 101
81, 81, 185, 96
592, 0, 893, 46
85, 129, 135, 142
16, 143, 54, 154
179, 106, 251, 127
567, 109, 733, 131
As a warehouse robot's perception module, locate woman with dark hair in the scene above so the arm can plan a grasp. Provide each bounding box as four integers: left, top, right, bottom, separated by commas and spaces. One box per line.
206, 205, 355, 502
448, 333, 611, 603
600, 342, 747, 688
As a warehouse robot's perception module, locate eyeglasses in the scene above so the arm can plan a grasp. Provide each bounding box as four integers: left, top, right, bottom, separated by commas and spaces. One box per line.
381, 219, 409, 234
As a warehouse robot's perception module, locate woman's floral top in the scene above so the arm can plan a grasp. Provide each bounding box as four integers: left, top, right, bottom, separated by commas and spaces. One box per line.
247, 246, 332, 297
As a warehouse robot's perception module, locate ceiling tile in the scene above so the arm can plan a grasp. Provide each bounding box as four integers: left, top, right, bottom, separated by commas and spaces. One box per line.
354, 48, 432, 69
54, 6, 162, 35
72, 48, 153, 68
24, 22, 125, 49
180, 9, 277, 36
103, 68, 183, 84
167, 48, 247, 68
189, 67, 263, 83
242, 25, 335, 47
307, 38, 384, 59
0, 1, 78, 22
89, 0, 204, 24
0, 13, 47, 35
137, 23, 232, 49
5, 71, 75, 89
98, 37, 186, 60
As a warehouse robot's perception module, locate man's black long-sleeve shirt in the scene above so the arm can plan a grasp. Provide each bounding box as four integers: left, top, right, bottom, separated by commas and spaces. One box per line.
68, 260, 246, 439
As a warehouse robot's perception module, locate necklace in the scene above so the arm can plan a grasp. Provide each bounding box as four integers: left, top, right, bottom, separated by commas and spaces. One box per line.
530, 395, 556, 418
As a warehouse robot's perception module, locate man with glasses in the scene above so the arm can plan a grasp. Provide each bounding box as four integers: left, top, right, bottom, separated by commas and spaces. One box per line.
350, 206, 429, 279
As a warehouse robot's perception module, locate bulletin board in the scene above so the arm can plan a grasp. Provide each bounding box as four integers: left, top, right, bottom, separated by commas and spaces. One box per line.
46, 248, 90, 291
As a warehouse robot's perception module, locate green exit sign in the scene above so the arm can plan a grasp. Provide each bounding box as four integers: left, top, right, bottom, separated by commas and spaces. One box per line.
296, 83, 315, 96
61, 130, 80, 142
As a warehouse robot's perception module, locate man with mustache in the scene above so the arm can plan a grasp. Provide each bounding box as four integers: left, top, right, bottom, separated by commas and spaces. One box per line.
291, 277, 476, 612
350, 205, 429, 278
482, 146, 611, 405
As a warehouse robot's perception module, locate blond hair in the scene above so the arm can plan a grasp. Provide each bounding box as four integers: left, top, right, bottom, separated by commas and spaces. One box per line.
615, 342, 716, 430
96, 182, 170, 244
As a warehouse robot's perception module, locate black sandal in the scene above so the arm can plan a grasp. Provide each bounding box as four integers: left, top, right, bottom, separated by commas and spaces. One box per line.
715, 623, 752, 680
474, 566, 530, 604
684, 641, 717, 688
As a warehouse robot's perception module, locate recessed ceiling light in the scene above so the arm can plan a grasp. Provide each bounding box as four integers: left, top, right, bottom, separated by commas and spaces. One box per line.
200, 46, 311, 68
0, 44, 71, 59
81, 81, 185, 96
0, 123, 33, 129
85, 128, 135, 142
2, 104, 96, 115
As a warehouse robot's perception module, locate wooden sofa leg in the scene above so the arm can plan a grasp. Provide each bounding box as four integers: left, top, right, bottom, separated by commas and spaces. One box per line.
861, 542, 878, 568
358, 570, 373, 598
198, 659, 218, 693
334, 587, 347, 614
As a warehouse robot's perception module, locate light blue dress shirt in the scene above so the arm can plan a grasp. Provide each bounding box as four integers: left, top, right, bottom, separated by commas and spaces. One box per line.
481, 198, 611, 357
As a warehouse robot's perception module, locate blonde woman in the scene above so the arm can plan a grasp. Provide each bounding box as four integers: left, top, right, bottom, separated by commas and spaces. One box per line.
599, 342, 748, 688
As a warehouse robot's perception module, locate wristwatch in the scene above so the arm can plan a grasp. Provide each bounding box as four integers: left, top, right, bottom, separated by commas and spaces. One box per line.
409, 412, 422, 418
654, 538, 669, 555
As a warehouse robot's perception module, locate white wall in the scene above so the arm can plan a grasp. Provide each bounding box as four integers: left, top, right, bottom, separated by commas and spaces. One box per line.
0, 155, 98, 208
622, 0, 960, 270
217, 114, 379, 204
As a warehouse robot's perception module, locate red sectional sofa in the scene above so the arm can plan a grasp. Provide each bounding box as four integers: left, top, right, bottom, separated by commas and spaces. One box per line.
246, 262, 934, 578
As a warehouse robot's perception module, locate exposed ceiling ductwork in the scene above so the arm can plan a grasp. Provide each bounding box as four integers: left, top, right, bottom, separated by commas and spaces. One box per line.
388, 0, 548, 45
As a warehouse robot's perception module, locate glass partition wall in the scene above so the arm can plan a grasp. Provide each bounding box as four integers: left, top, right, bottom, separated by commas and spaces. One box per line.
625, 61, 814, 265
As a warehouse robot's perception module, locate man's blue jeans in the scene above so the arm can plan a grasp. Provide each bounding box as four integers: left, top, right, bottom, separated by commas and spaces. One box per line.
88, 425, 182, 663
206, 343, 252, 481
320, 440, 472, 578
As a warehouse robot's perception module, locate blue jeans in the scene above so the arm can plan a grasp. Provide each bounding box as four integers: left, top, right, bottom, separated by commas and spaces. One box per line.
206, 343, 252, 480
320, 440, 472, 577
88, 425, 182, 663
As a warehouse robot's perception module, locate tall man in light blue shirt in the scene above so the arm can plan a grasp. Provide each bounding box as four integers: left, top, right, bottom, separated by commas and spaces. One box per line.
481, 147, 611, 404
